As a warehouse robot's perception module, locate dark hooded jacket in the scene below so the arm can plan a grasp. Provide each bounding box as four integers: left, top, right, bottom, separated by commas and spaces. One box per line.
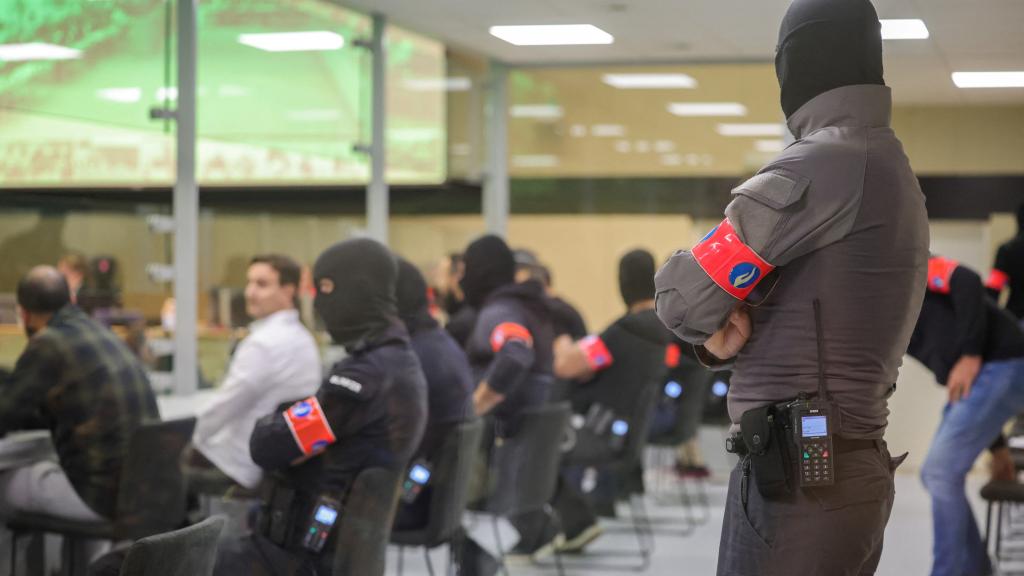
248, 239, 428, 553
988, 205, 1024, 320
462, 235, 555, 436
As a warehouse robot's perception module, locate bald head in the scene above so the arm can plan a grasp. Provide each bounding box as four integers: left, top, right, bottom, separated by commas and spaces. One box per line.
17, 266, 71, 314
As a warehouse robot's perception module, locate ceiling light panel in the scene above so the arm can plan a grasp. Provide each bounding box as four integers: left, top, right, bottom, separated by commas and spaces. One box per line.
603, 73, 697, 89
490, 25, 613, 46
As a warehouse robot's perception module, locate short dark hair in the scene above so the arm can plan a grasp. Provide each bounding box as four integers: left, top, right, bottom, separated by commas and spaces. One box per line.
249, 254, 301, 289
17, 266, 71, 314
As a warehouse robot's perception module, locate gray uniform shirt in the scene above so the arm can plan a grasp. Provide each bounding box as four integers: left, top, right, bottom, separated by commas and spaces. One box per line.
655, 84, 929, 439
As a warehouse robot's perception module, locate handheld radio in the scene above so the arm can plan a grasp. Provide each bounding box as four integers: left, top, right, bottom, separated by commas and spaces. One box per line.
400, 460, 433, 504
301, 494, 341, 553
790, 299, 836, 487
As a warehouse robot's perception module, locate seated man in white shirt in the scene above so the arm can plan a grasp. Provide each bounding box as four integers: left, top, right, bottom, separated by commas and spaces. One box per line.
189, 254, 322, 491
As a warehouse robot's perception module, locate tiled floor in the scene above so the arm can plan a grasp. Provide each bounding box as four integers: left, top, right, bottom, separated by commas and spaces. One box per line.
385, 470, 990, 576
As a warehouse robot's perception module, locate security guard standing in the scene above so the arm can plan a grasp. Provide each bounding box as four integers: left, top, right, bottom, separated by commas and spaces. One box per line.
461, 235, 558, 562
654, 0, 929, 574
214, 238, 428, 576
911, 256, 1024, 576
986, 203, 1024, 322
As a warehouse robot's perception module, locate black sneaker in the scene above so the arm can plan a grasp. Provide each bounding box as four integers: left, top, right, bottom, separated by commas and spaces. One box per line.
505, 527, 565, 564
558, 522, 603, 554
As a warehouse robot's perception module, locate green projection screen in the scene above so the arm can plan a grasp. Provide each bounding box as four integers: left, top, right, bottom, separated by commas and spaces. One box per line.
0, 0, 446, 187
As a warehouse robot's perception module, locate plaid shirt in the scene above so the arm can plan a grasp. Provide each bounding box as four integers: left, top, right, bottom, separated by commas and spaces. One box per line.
0, 305, 159, 518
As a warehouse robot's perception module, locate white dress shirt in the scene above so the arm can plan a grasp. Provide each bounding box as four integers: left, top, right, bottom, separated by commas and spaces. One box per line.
193, 309, 321, 488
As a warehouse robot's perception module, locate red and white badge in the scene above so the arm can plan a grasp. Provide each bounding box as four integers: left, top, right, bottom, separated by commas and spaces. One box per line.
284, 397, 337, 456
986, 268, 1009, 292
664, 343, 681, 369
692, 218, 775, 301
490, 322, 533, 352
579, 335, 614, 371
927, 256, 959, 294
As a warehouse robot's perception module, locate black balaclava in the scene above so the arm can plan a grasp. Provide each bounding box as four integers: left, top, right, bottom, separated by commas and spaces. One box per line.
395, 258, 437, 334
1016, 203, 1024, 232
313, 238, 398, 348
776, 0, 884, 118
619, 249, 657, 308
460, 235, 516, 308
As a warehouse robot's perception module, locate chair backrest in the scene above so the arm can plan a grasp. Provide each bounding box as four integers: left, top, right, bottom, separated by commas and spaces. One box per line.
415, 419, 484, 547
489, 403, 571, 517
650, 358, 716, 446
330, 467, 405, 576
118, 516, 226, 576
622, 379, 661, 465
114, 418, 196, 540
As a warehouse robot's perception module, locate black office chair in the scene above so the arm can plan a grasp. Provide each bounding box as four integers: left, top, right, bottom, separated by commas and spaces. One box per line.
487, 403, 571, 576
391, 419, 484, 576
8, 418, 196, 576
326, 467, 407, 576
116, 515, 226, 576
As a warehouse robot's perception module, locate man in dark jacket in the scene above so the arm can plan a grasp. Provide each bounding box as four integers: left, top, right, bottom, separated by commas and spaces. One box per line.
654, 1, 929, 573
214, 238, 428, 576
392, 258, 475, 531
987, 203, 1024, 322
461, 235, 558, 561
549, 249, 674, 553
910, 256, 1024, 576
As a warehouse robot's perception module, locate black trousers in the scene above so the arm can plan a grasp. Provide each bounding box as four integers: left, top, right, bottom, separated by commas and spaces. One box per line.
717, 444, 902, 576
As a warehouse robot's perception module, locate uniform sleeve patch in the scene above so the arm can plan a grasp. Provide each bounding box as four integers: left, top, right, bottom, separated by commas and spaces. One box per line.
490, 322, 534, 352
283, 396, 337, 456
986, 268, 1009, 292
664, 343, 682, 368
927, 256, 959, 294
579, 335, 613, 371
692, 218, 776, 301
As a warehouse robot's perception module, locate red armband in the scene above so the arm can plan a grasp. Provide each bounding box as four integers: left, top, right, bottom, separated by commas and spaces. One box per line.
579, 335, 613, 371
490, 322, 533, 352
692, 218, 775, 301
284, 397, 337, 456
927, 256, 959, 294
665, 343, 681, 368
986, 269, 1009, 292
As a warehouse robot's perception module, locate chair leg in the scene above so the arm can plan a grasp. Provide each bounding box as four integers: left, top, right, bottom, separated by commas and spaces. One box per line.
491, 516, 509, 576
10, 530, 18, 576
424, 547, 436, 576
397, 545, 404, 576
543, 505, 565, 576
985, 501, 993, 554
997, 502, 1005, 562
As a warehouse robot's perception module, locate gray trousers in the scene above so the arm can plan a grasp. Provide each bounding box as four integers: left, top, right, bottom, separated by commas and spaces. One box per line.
717, 444, 901, 576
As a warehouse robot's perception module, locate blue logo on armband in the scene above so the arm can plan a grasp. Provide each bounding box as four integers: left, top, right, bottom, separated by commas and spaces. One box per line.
292, 401, 313, 418
729, 263, 761, 289
311, 440, 329, 452
700, 226, 719, 244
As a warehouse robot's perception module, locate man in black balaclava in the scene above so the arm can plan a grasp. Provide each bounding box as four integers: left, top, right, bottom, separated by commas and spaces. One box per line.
460, 235, 560, 563
214, 238, 428, 576
392, 258, 474, 531
987, 203, 1024, 322
542, 249, 674, 553
654, 0, 930, 573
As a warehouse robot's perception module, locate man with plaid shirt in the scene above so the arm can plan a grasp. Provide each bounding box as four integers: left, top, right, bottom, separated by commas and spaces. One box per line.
0, 266, 159, 522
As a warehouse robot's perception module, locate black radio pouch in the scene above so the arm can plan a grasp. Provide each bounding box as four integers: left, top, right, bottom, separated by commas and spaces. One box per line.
741, 404, 793, 498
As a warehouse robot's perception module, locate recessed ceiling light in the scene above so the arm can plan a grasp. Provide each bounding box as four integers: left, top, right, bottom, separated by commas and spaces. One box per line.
96, 87, 142, 103
716, 123, 786, 137
603, 73, 697, 89
490, 25, 613, 46
755, 139, 786, 153
237, 31, 344, 52
879, 19, 929, 40
511, 155, 560, 168
403, 77, 472, 92
0, 42, 81, 62
668, 102, 747, 117
952, 71, 1024, 89
510, 104, 564, 120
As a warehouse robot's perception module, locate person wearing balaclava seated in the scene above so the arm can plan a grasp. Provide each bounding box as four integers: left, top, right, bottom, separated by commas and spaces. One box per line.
541, 249, 675, 553
653, 0, 929, 574
212, 238, 428, 576
392, 258, 475, 531
461, 235, 559, 564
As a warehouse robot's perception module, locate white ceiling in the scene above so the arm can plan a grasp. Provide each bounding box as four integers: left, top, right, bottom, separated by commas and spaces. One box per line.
341, 0, 1024, 105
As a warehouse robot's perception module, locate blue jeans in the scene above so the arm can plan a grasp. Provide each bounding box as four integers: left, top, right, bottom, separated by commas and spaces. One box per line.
921, 358, 1024, 576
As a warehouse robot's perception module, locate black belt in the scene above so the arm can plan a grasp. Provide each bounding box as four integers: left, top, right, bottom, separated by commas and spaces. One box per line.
726, 434, 877, 456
